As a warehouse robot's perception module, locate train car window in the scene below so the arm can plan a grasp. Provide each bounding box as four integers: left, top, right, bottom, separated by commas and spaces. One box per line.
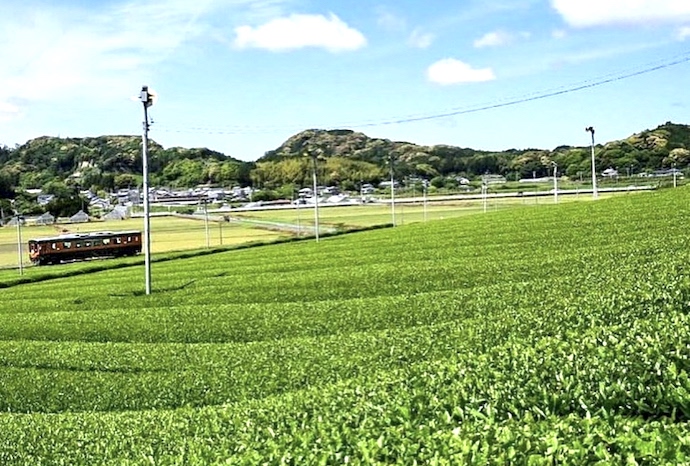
76, 241, 83, 248
63, 242, 72, 249
115, 237, 122, 244
51, 243, 57, 250
127, 236, 132, 242
103, 238, 111, 245
94, 239, 102, 246
85, 241, 92, 247
134, 236, 140, 241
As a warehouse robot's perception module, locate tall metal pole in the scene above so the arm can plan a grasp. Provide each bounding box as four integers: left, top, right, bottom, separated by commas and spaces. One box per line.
16, 215, 23, 275
203, 199, 210, 248
552, 161, 558, 204
140, 85, 153, 295
586, 126, 598, 199
423, 180, 428, 222
673, 163, 678, 188
389, 156, 396, 226
311, 154, 320, 242
11, 203, 23, 275
482, 183, 488, 213
296, 194, 302, 236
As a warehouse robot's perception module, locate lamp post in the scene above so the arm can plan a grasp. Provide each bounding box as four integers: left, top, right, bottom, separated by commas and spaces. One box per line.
139, 85, 156, 295
482, 182, 488, 213
585, 126, 598, 199
552, 161, 558, 204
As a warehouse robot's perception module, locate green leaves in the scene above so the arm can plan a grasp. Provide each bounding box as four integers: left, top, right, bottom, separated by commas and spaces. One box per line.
0, 187, 690, 463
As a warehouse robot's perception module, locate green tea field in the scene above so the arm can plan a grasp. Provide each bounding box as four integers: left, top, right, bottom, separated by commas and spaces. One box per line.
0, 187, 689, 464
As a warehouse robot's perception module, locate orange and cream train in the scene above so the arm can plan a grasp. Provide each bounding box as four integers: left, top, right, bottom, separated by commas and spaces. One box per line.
28, 231, 142, 265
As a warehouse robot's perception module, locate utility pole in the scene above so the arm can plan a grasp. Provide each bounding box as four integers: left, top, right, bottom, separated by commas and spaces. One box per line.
585, 126, 598, 199
305, 149, 320, 242
11, 200, 23, 275
139, 85, 156, 295
388, 155, 396, 226
203, 198, 210, 248
423, 179, 428, 222
673, 163, 678, 188
552, 161, 558, 204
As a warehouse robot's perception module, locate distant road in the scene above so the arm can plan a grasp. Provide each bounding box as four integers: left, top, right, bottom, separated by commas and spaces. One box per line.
207, 185, 655, 213
386, 185, 655, 204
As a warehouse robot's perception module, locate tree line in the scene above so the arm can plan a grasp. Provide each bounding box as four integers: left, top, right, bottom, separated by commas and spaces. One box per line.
1, 122, 689, 217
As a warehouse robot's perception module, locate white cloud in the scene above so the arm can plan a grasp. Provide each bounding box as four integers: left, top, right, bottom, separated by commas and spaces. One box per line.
0, 102, 21, 122
408, 29, 435, 48
551, 0, 690, 27
552, 29, 567, 39
0, 0, 219, 119
473, 30, 530, 48
678, 26, 690, 41
234, 13, 366, 52
0, 0, 295, 121
427, 58, 495, 85
376, 9, 406, 32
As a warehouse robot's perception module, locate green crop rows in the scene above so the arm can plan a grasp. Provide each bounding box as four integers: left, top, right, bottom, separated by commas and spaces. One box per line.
0, 188, 689, 464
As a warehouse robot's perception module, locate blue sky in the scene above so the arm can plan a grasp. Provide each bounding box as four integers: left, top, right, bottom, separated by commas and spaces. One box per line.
1, 0, 689, 161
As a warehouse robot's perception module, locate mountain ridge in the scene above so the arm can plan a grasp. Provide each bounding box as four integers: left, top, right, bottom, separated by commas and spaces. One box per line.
1, 122, 688, 197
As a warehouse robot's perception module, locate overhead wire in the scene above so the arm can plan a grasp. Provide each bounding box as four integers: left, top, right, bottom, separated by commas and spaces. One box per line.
154, 50, 690, 136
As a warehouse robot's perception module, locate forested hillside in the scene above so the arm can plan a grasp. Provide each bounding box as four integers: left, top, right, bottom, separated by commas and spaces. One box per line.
0, 135, 252, 198
253, 122, 690, 189
1, 122, 688, 199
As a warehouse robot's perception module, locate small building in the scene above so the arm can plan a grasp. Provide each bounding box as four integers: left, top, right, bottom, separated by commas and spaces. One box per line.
602, 168, 618, 178
35, 212, 55, 225
481, 174, 507, 185
37, 194, 55, 206
5, 216, 26, 226
104, 206, 130, 221
89, 197, 111, 210
69, 210, 90, 223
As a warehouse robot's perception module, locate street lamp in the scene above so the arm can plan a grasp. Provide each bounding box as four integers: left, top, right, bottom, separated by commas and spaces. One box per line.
139, 85, 156, 295
585, 126, 598, 199
552, 161, 558, 204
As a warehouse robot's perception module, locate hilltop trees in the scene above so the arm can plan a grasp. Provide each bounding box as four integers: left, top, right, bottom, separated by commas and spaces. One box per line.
0, 122, 689, 198
0, 136, 252, 195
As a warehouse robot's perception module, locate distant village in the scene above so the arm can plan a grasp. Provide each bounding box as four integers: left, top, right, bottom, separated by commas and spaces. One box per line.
1, 167, 682, 228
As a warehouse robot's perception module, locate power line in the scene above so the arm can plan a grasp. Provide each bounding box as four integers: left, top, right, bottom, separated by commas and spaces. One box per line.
155, 51, 690, 135
354, 52, 690, 127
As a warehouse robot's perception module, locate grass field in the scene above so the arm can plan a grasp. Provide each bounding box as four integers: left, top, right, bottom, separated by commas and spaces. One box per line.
0, 186, 688, 463
228, 189, 622, 228
0, 189, 633, 271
